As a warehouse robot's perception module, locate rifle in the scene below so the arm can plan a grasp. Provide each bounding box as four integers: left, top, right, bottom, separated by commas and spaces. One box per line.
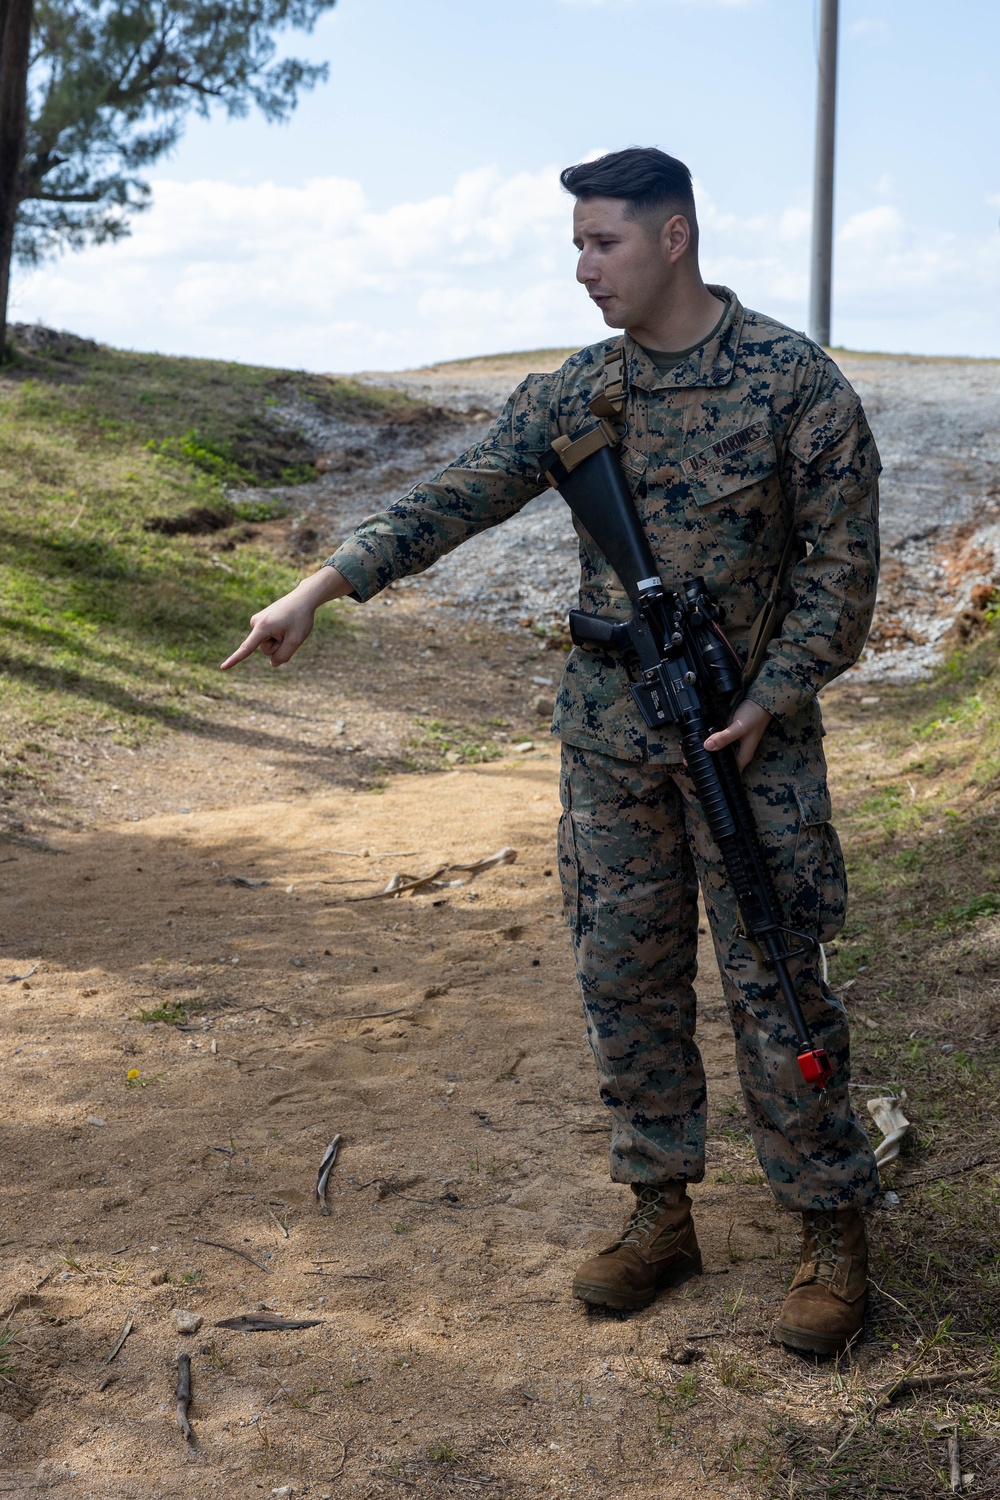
542, 424, 832, 1088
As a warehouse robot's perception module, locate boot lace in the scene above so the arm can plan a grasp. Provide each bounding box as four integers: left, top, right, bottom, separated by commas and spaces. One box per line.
807, 1212, 844, 1282
620, 1186, 669, 1247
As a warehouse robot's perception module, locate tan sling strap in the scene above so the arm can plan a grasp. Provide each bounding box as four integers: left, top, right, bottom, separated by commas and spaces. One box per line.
588, 339, 628, 422
542, 341, 628, 484
554, 334, 797, 686
741, 525, 799, 688
541, 341, 628, 485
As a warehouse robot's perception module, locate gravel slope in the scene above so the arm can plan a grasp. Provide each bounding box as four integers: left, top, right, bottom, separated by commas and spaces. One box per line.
263, 349, 1000, 681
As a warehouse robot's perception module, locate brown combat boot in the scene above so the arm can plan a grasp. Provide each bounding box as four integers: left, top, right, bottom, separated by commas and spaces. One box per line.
774, 1208, 868, 1356
572, 1182, 702, 1311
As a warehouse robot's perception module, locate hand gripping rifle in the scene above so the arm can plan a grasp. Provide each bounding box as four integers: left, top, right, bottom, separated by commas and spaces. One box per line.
542, 422, 832, 1087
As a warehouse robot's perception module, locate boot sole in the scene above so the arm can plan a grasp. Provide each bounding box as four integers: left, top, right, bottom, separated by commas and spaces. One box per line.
572, 1248, 703, 1311
773, 1318, 861, 1357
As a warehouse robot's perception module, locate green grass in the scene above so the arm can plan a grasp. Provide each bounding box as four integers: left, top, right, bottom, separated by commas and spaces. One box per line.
0, 338, 430, 777
758, 624, 1000, 1497
135, 1000, 191, 1026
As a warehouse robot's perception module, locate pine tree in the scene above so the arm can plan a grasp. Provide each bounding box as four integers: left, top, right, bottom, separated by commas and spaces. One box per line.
0, 0, 337, 351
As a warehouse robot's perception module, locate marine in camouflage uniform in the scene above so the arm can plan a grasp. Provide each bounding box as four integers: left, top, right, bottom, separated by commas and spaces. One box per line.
328, 285, 881, 1222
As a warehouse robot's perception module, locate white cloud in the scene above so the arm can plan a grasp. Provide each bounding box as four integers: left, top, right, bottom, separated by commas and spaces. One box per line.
847, 17, 889, 40
12, 167, 1000, 368
13, 167, 588, 370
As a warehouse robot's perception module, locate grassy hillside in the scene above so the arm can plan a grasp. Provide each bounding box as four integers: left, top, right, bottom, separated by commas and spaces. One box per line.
765, 632, 1000, 1495
0, 331, 429, 791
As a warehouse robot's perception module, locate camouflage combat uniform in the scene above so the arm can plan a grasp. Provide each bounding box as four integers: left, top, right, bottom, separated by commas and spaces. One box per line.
329, 287, 882, 1212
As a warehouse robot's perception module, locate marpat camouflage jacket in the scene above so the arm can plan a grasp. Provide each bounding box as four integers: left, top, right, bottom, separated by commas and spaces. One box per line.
328, 287, 881, 764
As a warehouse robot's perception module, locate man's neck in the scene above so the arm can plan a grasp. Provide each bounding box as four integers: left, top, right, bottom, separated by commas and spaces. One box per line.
626, 278, 727, 354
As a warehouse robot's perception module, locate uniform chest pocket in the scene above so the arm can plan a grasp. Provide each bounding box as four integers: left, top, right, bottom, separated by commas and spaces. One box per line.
685, 434, 778, 508
619, 445, 647, 498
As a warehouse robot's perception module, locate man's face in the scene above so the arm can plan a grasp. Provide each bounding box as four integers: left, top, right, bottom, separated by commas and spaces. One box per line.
572, 196, 678, 331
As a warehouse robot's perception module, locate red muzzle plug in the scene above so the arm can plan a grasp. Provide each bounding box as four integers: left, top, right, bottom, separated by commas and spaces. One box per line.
797, 1047, 833, 1086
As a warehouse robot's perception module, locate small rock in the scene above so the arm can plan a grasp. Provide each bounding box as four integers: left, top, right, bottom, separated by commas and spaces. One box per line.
513, 741, 534, 754
172, 1309, 203, 1334
271, 1487, 297, 1497
150, 1269, 168, 1286
86, 1116, 107, 1127
531, 695, 554, 718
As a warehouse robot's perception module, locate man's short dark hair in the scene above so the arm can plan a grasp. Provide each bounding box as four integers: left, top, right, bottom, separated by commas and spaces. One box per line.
560, 147, 696, 228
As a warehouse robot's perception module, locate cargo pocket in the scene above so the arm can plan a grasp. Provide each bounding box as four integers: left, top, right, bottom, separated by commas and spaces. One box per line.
557, 808, 580, 932
792, 786, 848, 943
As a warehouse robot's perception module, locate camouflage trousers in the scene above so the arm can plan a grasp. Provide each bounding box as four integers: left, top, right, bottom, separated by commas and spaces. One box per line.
557, 735, 879, 1212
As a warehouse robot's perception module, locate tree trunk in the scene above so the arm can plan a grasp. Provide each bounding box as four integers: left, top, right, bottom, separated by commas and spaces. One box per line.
0, 0, 33, 357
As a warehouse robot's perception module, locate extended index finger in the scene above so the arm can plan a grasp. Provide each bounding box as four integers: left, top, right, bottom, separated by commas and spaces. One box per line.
220, 625, 274, 671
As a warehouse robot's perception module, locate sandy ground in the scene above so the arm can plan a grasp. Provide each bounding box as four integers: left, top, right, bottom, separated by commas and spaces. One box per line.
0, 594, 885, 1498
0, 742, 801, 1500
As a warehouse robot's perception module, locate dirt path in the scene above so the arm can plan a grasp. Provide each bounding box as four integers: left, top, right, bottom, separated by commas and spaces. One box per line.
0, 652, 874, 1497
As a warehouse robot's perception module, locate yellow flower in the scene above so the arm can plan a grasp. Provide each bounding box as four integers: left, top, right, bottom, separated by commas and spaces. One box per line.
127, 1068, 140, 1080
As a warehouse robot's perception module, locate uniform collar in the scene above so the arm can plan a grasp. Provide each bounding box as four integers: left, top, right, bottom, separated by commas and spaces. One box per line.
624, 285, 743, 392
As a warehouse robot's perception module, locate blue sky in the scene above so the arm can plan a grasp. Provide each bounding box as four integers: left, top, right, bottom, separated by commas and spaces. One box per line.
13, 0, 1000, 369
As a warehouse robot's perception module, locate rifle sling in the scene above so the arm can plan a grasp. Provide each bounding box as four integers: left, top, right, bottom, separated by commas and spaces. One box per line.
741, 527, 799, 687
577, 334, 797, 689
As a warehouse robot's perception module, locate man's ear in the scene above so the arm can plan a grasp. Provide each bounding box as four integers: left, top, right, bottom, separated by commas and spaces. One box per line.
660, 212, 692, 263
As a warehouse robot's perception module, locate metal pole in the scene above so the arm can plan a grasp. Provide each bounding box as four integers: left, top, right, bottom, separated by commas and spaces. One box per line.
809, 0, 839, 347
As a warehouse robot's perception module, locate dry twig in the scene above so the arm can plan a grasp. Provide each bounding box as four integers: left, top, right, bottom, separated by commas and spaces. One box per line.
316, 1135, 342, 1215
331, 1008, 413, 1022
881, 1365, 994, 1402
104, 1313, 135, 1365
176, 1353, 193, 1441
948, 1431, 961, 1493
192, 1236, 272, 1274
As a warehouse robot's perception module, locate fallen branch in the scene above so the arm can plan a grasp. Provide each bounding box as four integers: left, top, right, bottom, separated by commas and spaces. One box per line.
829, 1337, 966, 1463
4, 966, 37, 983
387, 1190, 470, 1210
897, 1155, 1000, 1188
948, 1431, 961, 1493
215, 1313, 323, 1332
343, 846, 517, 903
266, 1205, 290, 1239
104, 1312, 135, 1365
176, 1353, 193, 1441
881, 1365, 994, 1403
330, 1436, 348, 1478
192, 1236, 272, 1274
331, 1007, 413, 1022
